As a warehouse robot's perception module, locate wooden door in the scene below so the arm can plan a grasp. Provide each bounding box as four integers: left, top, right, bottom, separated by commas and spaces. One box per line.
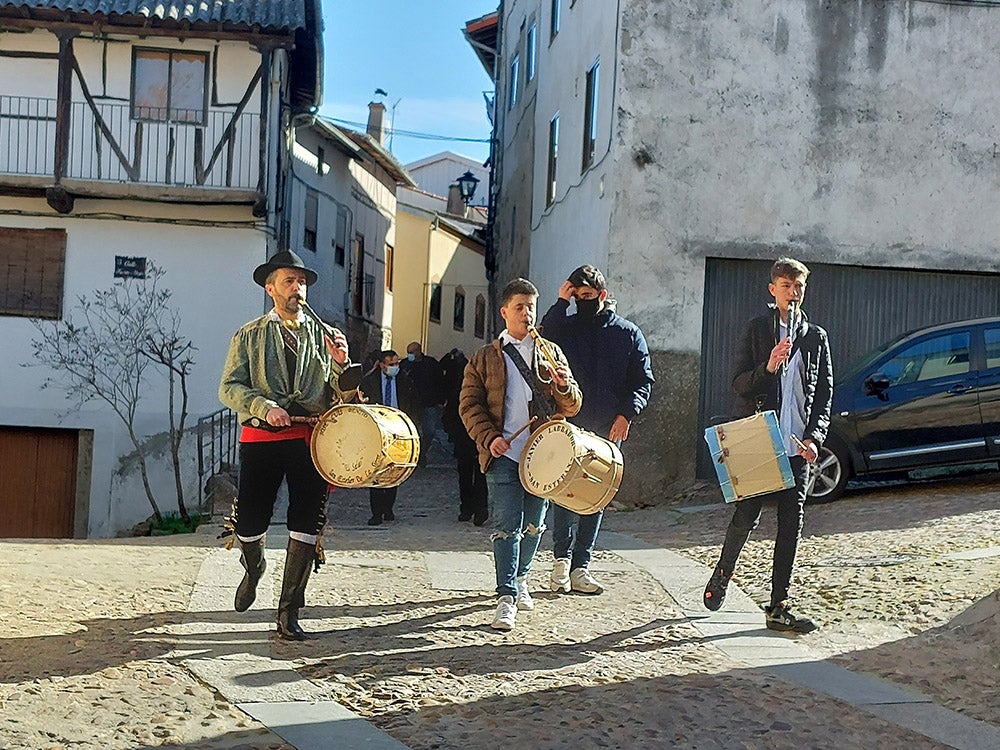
0, 427, 78, 538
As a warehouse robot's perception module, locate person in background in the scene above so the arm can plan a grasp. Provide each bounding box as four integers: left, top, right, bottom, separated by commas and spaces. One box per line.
360, 350, 420, 526
401, 341, 446, 466
539, 265, 654, 596
441, 348, 488, 526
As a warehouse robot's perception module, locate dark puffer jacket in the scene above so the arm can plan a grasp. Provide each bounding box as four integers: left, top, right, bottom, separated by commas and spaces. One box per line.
732, 305, 833, 447
539, 298, 654, 435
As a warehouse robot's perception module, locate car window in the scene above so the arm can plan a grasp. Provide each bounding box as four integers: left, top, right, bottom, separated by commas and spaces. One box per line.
880, 332, 971, 385
985, 328, 1000, 369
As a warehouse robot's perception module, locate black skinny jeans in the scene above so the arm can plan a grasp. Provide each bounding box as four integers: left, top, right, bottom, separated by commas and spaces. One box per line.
717, 455, 809, 607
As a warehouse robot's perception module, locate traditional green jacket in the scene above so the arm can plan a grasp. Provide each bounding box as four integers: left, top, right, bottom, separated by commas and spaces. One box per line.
219, 312, 350, 424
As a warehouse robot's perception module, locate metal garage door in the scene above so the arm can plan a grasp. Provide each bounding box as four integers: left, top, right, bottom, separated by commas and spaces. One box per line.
697, 258, 1000, 477
0, 427, 78, 537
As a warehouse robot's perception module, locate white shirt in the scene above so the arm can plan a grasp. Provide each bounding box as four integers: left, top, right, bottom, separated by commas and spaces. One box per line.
499, 330, 535, 462
778, 320, 807, 456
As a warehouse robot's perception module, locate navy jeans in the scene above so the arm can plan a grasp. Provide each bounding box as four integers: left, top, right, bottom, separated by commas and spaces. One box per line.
486, 457, 548, 599
551, 506, 603, 570
717, 455, 809, 606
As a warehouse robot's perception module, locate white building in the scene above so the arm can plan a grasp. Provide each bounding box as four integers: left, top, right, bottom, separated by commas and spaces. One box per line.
405, 152, 490, 209
472, 1, 1000, 500
289, 108, 416, 361
0, 0, 322, 537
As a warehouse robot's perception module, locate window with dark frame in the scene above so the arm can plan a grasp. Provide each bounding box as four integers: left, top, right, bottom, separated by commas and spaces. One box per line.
303, 190, 318, 252
0, 227, 66, 319
453, 287, 465, 331
385, 244, 394, 293
334, 207, 347, 266
429, 283, 442, 323
509, 53, 520, 111
352, 233, 365, 315
527, 23, 537, 81
131, 48, 208, 125
474, 294, 486, 339
582, 60, 599, 172
551, 0, 560, 40
547, 113, 559, 207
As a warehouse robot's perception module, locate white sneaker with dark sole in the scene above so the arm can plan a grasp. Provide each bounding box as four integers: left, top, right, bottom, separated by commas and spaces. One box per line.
570, 567, 604, 594
491, 595, 517, 630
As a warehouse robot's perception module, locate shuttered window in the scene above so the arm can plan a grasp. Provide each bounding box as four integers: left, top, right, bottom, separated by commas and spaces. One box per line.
0, 227, 66, 319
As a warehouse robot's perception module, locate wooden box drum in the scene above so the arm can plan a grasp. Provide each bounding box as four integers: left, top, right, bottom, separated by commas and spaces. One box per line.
703, 410, 794, 502
310, 404, 420, 488
519, 419, 624, 514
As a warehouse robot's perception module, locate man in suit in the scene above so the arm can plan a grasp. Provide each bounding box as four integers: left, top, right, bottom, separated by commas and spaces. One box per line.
360, 349, 419, 525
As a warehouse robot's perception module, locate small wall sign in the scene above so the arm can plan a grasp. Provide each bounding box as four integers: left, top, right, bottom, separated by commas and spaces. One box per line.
114, 256, 147, 279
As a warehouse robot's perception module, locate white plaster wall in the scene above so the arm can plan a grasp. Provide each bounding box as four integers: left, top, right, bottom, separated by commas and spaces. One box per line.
348, 156, 397, 341
289, 130, 354, 329
2, 197, 267, 537
615, 0, 1000, 353
528, 0, 617, 301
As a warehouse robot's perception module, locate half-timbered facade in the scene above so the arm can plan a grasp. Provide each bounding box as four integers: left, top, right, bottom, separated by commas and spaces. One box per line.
0, 0, 322, 537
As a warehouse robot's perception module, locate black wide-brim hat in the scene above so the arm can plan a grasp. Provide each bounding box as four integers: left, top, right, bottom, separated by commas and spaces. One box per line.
253, 250, 318, 287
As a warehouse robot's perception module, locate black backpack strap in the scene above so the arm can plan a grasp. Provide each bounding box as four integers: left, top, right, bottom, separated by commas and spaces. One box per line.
502, 342, 554, 420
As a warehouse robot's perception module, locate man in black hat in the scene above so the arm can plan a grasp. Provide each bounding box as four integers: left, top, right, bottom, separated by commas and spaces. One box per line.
219, 250, 352, 640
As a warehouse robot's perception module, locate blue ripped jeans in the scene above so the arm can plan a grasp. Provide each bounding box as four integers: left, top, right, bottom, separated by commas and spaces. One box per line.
486, 457, 548, 599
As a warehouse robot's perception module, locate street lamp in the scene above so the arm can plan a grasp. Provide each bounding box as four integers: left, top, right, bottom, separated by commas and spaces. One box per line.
456, 170, 480, 204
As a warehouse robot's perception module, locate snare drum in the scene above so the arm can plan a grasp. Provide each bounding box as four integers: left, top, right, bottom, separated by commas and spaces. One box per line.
310, 404, 420, 488
519, 419, 624, 515
703, 410, 794, 502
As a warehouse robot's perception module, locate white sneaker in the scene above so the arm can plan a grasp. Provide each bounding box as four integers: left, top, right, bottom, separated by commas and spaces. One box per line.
570, 567, 604, 595
550, 557, 571, 593
515, 575, 534, 611
491, 595, 517, 630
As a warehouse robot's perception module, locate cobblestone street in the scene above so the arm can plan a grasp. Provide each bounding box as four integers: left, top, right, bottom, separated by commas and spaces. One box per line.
1, 456, 998, 749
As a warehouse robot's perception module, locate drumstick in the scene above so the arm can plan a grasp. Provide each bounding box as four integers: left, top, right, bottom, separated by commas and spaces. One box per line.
507, 416, 537, 443
483, 417, 537, 473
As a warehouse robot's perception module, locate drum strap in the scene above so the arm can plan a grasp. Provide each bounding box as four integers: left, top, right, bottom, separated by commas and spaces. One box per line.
503, 342, 555, 420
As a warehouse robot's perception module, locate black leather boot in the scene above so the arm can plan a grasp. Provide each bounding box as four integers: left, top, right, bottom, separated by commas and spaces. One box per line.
234, 537, 267, 613
276, 538, 315, 640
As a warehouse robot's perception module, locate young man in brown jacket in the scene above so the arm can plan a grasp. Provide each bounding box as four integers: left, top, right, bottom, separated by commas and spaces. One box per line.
460, 278, 583, 631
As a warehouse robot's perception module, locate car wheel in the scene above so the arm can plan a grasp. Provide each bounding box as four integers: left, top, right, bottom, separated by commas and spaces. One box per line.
807, 441, 850, 504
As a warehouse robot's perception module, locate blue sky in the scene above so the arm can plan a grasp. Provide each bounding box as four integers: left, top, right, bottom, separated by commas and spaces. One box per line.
320, 1, 498, 167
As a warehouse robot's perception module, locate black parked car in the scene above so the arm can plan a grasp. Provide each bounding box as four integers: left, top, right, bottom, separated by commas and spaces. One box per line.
810, 317, 1000, 502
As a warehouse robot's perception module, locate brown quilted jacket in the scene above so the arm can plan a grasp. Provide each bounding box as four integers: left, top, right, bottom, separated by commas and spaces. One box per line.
460, 337, 583, 473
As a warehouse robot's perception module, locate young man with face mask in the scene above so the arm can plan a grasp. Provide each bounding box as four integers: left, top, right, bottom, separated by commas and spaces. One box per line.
360, 350, 419, 525
538, 265, 655, 596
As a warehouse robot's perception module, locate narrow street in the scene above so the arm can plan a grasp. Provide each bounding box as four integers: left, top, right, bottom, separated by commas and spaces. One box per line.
1, 456, 998, 749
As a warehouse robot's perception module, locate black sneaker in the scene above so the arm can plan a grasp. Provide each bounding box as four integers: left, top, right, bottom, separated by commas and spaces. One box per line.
703, 565, 731, 611
765, 602, 817, 633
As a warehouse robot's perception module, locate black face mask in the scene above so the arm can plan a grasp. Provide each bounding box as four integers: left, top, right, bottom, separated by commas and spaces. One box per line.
575, 297, 601, 319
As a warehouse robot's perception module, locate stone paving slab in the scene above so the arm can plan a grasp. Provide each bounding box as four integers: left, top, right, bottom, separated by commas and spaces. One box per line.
186, 655, 326, 704
241, 701, 411, 750
865, 702, 1000, 750
766, 660, 931, 706
425, 551, 493, 591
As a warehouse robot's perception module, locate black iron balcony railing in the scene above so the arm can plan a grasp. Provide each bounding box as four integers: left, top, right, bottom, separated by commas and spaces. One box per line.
0, 95, 260, 190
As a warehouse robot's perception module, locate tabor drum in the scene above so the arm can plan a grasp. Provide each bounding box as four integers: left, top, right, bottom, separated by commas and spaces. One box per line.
310, 404, 420, 488
519, 419, 624, 515
703, 410, 794, 503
